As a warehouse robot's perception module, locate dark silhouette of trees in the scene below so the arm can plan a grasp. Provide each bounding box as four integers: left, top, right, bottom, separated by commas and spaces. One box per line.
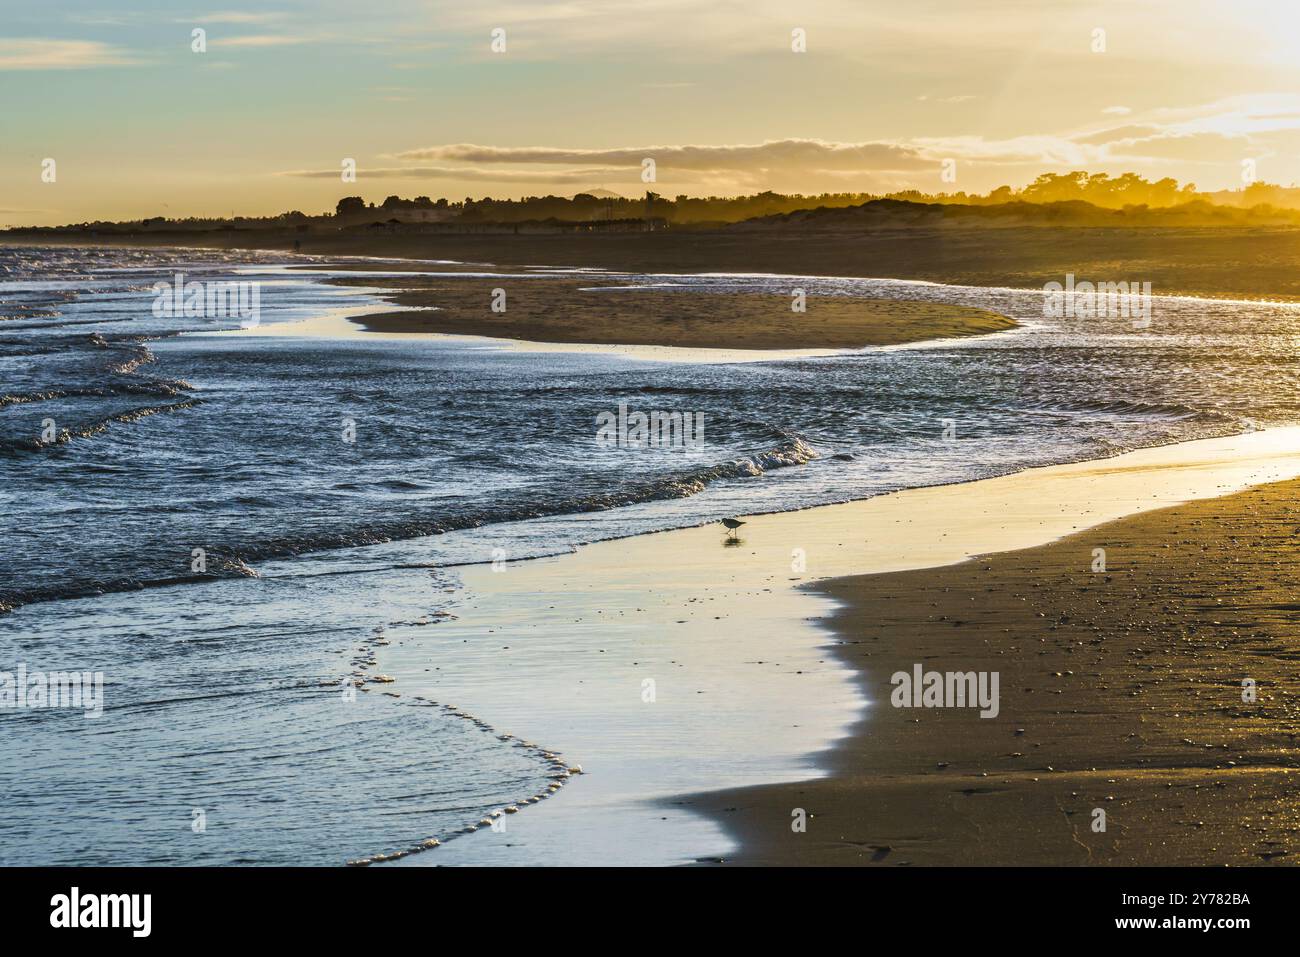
335, 196, 366, 217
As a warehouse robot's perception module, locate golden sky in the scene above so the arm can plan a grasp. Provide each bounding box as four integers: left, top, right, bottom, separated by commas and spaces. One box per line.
3, 0, 1299, 225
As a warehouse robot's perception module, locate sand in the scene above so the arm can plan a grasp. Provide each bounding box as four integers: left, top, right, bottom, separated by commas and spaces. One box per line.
330, 275, 1016, 350
683, 456, 1300, 865
373, 427, 1300, 866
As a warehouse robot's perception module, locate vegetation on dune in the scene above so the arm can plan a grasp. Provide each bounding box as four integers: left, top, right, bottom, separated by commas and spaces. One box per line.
11, 170, 1300, 234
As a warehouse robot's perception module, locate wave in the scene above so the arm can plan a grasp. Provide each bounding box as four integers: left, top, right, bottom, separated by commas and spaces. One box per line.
0, 432, 819, 611
0, 331, 198, 452
1024, 396, 1240, 423
0, 399, 204, 455
0, 380, 194, 408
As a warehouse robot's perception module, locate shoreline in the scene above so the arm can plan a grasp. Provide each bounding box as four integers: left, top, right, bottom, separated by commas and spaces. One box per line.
372, 426, 1300, 865
685, 486, 1300, 865
681, 443, 1300, 866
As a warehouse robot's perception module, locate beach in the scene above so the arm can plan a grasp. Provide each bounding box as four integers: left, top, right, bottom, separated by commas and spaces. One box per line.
375, 427, 1300, 866
689, 467, 1300, 866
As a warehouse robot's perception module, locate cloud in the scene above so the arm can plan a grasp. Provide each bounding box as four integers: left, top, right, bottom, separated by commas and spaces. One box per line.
1057, 95, 1300, 170
191, 12, 287, 24
370, 84, 417, 101
277, 165, 632, 184
394, 139, 933, 174
1102, 106, 1132, 115
213, 35, 309, 48
275, 133, 1190, 195
0, 39, 139, 70
275, 94, 1300, 197
1103, 131, 1255, 165
912, 134, 1089, 167
1073, 125, 1163, 146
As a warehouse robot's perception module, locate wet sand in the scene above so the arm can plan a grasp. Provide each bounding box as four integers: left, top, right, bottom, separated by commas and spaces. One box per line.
369, 427, 1300, 865
685, 466, 1300, 865
334, 276, 1015, 350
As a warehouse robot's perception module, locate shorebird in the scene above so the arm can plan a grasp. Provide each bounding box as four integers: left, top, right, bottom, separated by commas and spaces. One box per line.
721, 517, 746, 540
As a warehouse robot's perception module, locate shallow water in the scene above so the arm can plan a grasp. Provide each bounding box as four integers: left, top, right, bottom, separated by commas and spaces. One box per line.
2, 245, 1298, 864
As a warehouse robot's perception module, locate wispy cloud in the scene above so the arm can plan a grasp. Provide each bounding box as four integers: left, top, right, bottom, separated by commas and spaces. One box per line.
370, 85, 417, 102
280, 96, 1300, 196
213, 35, 309, 49
393, 140, 933, 173
189, 11, 288, 24
0, 39, 139, 70
278, 165, 627, 184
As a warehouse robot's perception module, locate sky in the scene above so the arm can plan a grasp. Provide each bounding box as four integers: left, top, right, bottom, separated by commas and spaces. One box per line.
3, 0, 1300, 225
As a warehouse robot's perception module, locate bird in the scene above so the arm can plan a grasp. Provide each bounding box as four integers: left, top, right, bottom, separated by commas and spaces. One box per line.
721, 517, 746, 540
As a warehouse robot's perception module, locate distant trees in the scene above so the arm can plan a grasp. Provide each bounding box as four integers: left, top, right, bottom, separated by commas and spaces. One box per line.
335, 196, 365, 217
322, 173, 1300, 228
380, 195, 437, 210
1014, 171, 1197, 208
1235, 181, 1300, 208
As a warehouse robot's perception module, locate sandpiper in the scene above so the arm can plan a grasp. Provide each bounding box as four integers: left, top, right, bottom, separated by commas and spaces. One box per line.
721, 517, 746, 540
